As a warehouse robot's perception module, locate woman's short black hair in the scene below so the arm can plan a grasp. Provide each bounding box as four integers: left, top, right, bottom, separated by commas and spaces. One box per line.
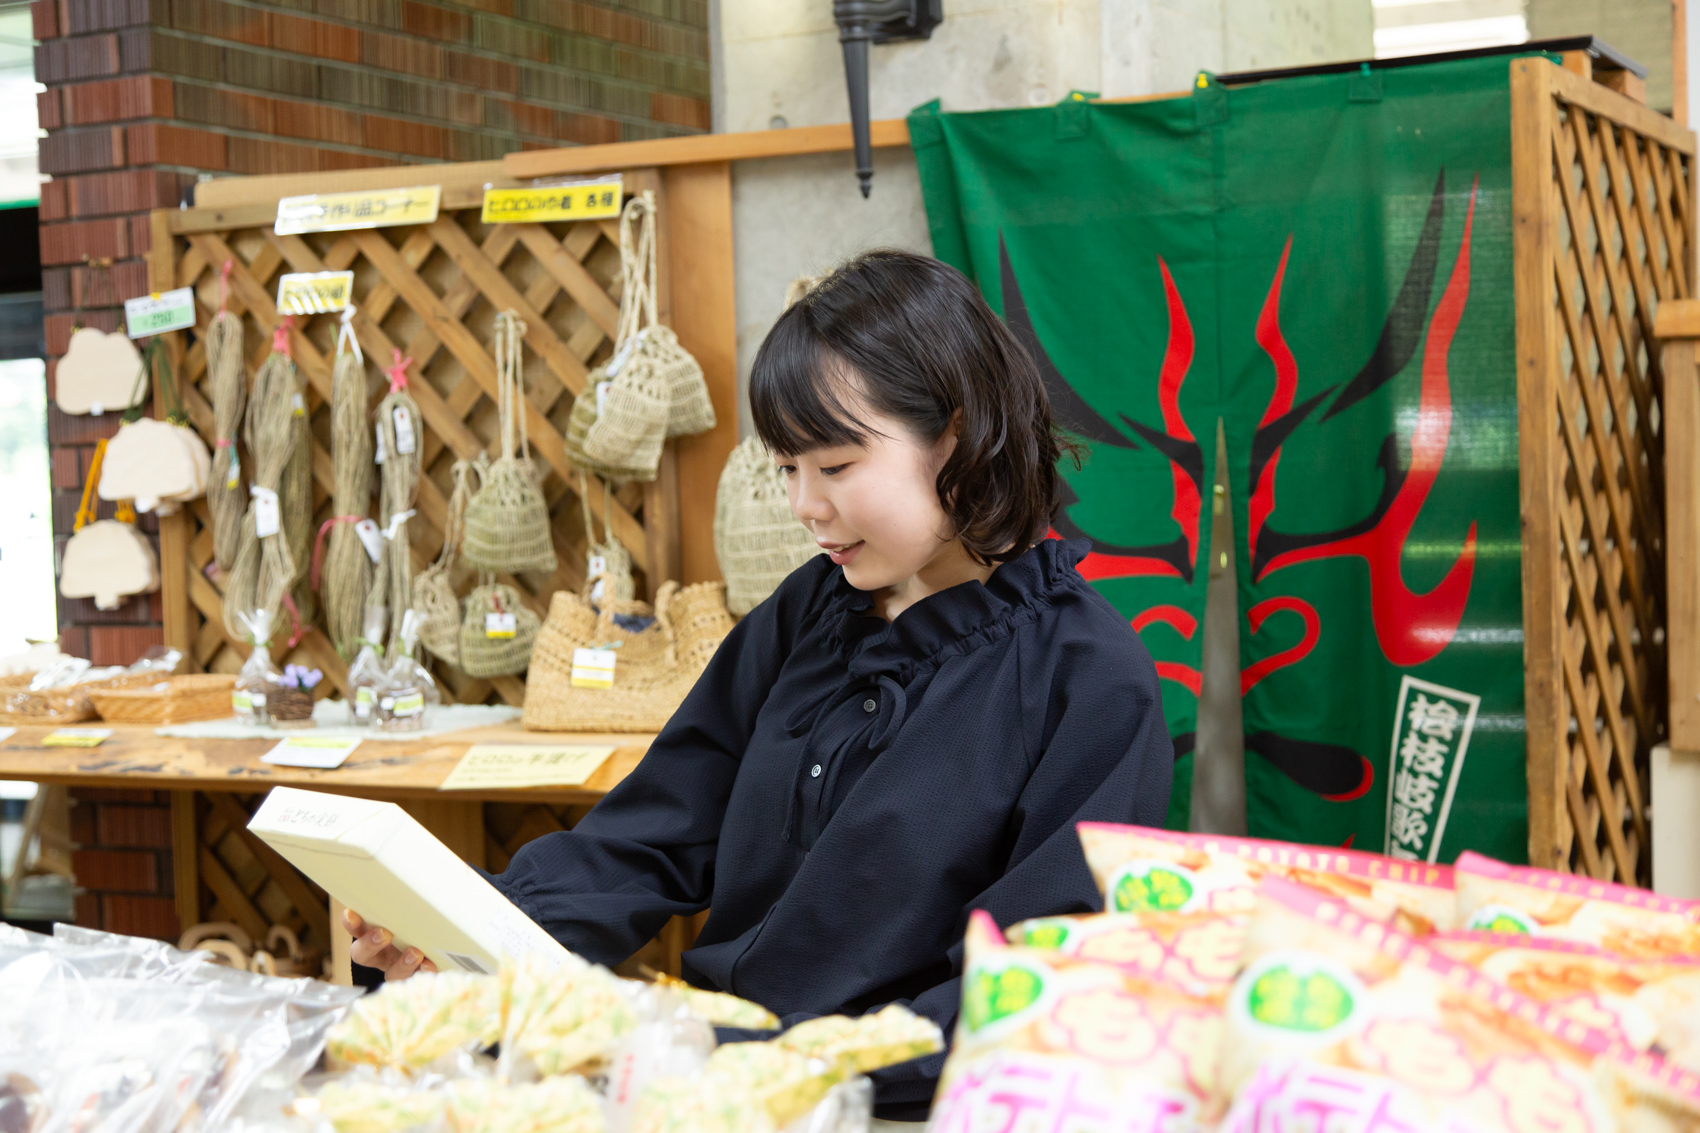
749, 250, 1074, 567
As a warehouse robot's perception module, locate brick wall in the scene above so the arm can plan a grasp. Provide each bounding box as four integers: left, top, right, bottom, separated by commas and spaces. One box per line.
36, 0, 710, 678
67, 787, 179, 938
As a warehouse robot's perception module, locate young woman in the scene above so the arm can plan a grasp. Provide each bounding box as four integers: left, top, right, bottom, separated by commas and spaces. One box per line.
346, 249, 1174, 1118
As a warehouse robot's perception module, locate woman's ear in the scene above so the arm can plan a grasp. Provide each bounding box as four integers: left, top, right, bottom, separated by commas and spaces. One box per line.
934, 408, 964, 465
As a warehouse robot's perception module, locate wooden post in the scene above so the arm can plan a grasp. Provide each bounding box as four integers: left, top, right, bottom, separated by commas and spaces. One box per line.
170, 791, 200, 934
1658, 299, 1700, 749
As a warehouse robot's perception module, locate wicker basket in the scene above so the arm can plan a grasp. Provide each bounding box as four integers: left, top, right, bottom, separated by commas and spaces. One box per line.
0, 670, 161, 726
88, 674, 239, 725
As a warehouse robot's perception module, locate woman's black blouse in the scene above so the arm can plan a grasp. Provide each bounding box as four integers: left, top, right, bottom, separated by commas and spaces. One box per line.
486, 537, 1174, 1118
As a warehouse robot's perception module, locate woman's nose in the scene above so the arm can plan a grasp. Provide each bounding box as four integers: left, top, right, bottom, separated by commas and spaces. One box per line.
791, 473, 832, 523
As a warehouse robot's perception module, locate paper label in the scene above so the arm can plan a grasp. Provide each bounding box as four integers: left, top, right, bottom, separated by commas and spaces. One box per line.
43, 728, 113, 748
232, 690, 267, 716
274, 185, 441, 235
291, 391, 305, 417
485, 612, 517, 639
439, 743, 617, 790
123, 288, 195, 339
261, 735, 362, 770
392, 407, 417, 455
252, 487, 280, 537
354, 519, 383, 563
596, 379, 612, 416
225, 452, 241, 491
391, 692, 425, 717
353, 686, 374, 720
480, 176, 622, 224
374, 421, 386, 464
570, 647, 617, 689
587, 553, 606, 579
276, 270, 354, 315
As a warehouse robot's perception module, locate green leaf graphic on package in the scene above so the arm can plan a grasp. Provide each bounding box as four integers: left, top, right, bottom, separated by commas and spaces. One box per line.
1247, 965, 1355, 1032
1464, 905, 1536, 934
1112, 862, 1195, 913
1020, 921, 1072, 950
964, 962, 1047, 1033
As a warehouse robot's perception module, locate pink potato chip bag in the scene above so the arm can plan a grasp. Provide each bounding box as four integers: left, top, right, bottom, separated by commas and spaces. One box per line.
1004, 911, 1249, 998
1077, 822, 1457, 935
1217, 875, 1700, 1133
1454, 852, 1700, 959
929, 909, 1226, 1133
1431, 932, 1700, 1071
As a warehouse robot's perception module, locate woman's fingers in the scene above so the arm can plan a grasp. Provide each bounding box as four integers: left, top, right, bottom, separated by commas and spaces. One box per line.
348, 924, 398, 969
387, 946, 426, 980
341, 911, 437, 981
341, 908, 366, 938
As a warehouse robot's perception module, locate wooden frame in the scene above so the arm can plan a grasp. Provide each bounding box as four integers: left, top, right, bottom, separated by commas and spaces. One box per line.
1512, 56, 1696, 883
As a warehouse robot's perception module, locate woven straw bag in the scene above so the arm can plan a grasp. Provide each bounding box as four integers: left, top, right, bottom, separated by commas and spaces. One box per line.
714, 436, 820, 615
580, 471, 635, 603
463, 312, 557, 574
565, 383, 654, 482
582, 193, 676, 476
459, 579, 540, 678
522, 580, 734, 732
416, 458, 477, 665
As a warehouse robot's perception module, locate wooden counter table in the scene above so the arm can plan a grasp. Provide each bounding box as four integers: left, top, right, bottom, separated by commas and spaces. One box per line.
0, 722, 669, 982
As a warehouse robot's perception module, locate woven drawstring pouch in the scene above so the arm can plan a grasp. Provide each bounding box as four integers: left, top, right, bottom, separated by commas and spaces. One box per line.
522, 580, 734, 732
459, 577, 540, 678
463, 311, 557, 575
580, 193, 672, 477
416, 458, 478, 666
580, 471, 635, 603
714, 435, 820, 615
564, 385, 653, 482
615, 192, 713, 438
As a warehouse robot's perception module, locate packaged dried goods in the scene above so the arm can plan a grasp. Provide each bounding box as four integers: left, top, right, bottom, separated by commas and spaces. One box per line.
325, 973, 502, 1071
1004, 910, 1249, 996
1454, 851, 1700, 958
447, 1078, 603, 1133
1077, 822, 1456, 934
774, 1005, 943, 1077
643, 972, 778, 1031
498, 957, 637, 1077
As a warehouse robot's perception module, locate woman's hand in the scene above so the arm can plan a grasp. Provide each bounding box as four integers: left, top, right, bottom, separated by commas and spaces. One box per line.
343, 908, 438, 980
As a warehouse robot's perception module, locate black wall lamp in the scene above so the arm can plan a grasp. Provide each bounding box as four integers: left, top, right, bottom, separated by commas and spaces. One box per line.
833, 0, 942, 196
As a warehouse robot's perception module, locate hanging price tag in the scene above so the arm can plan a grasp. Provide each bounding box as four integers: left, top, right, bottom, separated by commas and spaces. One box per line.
570, 647, 617, 689
354, 519, 383, 563
587, 553, 606, 579
225, 453, 241, 491
393, 407, 417, 455
291, 392, 306, 417
374, 421, 387, 464
252, 487, 280, 537
123, 288, 195, 338
596, 380, 612, 416
485, 612, 517, 639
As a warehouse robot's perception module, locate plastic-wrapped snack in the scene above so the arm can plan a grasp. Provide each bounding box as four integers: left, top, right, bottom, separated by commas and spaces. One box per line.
1077, 822, 1456, 934
1005, 911, 1249, 997
326, 973, 501, 1070
1217, 875, 1700, 1133
1455, 852, 1700, 958
499, 957, 636, 1076
447, 1078, 603, 1133
1430, 932, 1700, 1069
929, 910, 1224, 1133
299, 1079, 449, 1133
703, 1043, 842, 1125
630, 1073, 763, 1133
646, 971, 778, 1030
774, 1005, 942, 1076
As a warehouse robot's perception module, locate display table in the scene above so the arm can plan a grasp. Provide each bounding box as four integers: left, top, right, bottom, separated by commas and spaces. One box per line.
0, 722, 664, 981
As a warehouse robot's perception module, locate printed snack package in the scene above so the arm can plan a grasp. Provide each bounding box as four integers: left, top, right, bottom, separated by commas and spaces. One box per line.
1454, 852, 1700, 958
1431, 932, 1700, 1071
1077, 822, 1457, 935
1004, 911, 1248, 998
928, 909, 1226, 1133
1218, 875, 1700, 1133
325, 973, 503, 1070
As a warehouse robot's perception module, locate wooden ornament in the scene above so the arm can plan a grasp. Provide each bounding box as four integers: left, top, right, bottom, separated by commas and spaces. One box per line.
99, 418, 210, 513
54, 327, 144, 416
59, 520, 159, 610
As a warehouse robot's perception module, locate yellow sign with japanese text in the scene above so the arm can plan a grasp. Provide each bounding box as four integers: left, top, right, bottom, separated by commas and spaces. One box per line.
276, 271, 354, 315
438, 743, 616, 790
481, 176, 624, 224
274, 185, 441, 235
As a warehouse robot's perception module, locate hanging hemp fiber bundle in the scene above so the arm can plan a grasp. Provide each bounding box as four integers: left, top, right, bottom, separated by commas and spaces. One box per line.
462, 311, 556, 575
368, 349, 423, 658
314, 310, 375, 657
281, 340, 315, 632
223, 320, 301, 641
206, 262, 246, 574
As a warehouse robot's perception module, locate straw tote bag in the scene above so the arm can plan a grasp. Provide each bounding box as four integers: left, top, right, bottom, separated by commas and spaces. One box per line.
522, 581, 734, 732
713, 436, 820, 615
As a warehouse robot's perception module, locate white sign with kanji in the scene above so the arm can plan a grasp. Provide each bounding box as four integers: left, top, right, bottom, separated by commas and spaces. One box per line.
1383, 675, 1480, 863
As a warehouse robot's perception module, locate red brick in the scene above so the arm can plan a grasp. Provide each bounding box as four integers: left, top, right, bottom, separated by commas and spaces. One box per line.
73, 847, 158, 891
363, 113, 445, 158
48, 404, 125, 446
74, 890, 100, 927
34, 35, 121, 83
37, 88, 61, 130
491, 97, 551, 136
70, 170, 183, 218
317, 148, 398, 172
50, 446, 79, 489
172, 0, 267, 47
89, 625, 163, 667
39, 127, 125, 175
558, 111, 620, 146
361, 29, 442, 77
69, 798, 96, 845
102, 894, 179, 940
272, 98, 362, 146
65, 76, 169, 124
649, 91, 708, 130
66, 789, 162, 810
32, 0, 57, 38
96, 804, 172, 848
39, 217, 129, 265
38, 179, 69, 222
269, 12, 360, 62
445, 88, 480, 126
456, 0, 512, 13
128, 214, 153, 257
173, 82, 272, 132
402, 0, 468, 42
444, 49, 515, 93
125, 122, 226, 170
227, 134, 320, 174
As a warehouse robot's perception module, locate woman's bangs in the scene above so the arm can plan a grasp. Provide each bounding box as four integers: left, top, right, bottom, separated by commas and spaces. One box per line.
750, 335, 871, 457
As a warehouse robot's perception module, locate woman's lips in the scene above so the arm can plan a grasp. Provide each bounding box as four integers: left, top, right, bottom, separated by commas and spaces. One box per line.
821, 540, 864, 565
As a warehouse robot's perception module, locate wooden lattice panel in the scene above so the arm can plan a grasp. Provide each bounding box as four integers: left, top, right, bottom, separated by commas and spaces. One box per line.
144, 171, 680, 706
1513, 58, 1695, 883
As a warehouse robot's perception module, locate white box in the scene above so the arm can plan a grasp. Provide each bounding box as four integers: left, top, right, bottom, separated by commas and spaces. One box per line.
248, 786, 570, 976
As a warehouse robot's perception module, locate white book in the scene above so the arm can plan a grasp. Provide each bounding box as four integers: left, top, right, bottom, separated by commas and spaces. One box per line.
248, 786, 570, 977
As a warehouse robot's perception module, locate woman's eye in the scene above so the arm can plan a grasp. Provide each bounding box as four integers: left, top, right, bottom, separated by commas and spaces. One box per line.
777, 464, 796, 475
820, 464, 848, 476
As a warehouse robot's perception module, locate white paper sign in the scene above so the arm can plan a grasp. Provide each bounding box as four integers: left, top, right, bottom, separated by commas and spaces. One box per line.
570, 647, 616, 689
374, 421, 387, 464
261, 735, 363, 770
124, 288, 195, 338
252, 487, 280, 537
393, 407, 417, 455
354, 519, 383, 563
485, 612, 517, 639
